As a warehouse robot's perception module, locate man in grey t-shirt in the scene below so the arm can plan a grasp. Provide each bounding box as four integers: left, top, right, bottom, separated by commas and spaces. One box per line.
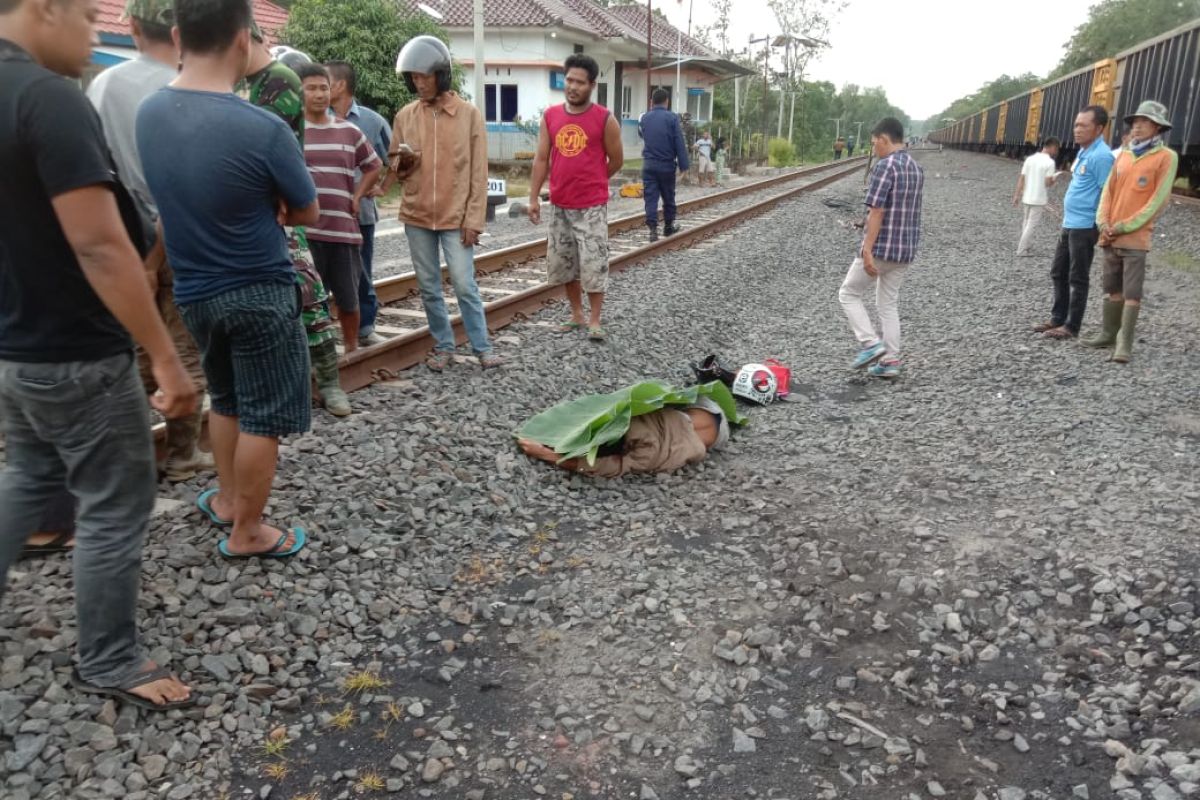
86, 0, 212, 484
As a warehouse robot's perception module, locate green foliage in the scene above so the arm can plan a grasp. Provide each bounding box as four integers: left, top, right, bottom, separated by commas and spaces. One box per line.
768, 137, 796, 166
281, 0, 452, 121
1052, 0, 1200, 78
931, 73, 1042, 129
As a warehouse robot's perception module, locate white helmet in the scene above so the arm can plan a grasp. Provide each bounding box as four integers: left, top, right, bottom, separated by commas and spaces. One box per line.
731, 364, 777, 405
270, 45, 312, 71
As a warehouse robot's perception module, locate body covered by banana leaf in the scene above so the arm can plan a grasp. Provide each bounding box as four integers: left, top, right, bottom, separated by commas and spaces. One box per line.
516, 381, 746, 465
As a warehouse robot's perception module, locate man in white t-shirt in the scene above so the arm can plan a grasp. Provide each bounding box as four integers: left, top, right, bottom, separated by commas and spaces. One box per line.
1012, 137, 1060, 257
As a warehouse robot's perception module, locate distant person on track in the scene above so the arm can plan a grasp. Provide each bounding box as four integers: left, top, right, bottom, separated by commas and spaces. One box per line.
325, 60, 391, 348
694, 129, 715, 187
1034, 105, 1115, 340
138, 0, 317, 559
846, 134, 856, 158
242, 41, 350, 417
1012, 137, 1061, 257
384, 35, 501, 372
0, 0, 196, 709
837, 117, 925, 379
297, 62, 382, 356
714, 137, 728, 187
1085, 100, 1179, 363
87, 0, 213, 483
639, 88, 689, 242
833, 136, 845, 160
529, 54, 623, 342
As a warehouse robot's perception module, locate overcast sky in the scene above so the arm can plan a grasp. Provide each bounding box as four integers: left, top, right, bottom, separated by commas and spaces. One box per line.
654, 0, 1099, 119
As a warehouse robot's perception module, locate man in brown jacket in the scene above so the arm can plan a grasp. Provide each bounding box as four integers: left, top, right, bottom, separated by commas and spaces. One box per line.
385, 36, 500, 371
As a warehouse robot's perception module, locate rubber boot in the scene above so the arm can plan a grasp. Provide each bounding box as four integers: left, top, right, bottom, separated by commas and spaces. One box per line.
1082, 298, 1124, 348
647, 223, 658, 242
311, 339, 351, 416
1110, 304, 1140, 363
163, 408, 214, 482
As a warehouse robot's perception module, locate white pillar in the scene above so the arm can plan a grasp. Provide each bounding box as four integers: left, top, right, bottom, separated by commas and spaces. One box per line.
473, 0, 485, 116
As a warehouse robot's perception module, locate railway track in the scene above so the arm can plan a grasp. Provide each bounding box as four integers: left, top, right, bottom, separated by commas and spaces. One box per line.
338, 156, 867, 391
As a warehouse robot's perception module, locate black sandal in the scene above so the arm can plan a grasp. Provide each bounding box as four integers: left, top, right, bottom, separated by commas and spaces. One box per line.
71, 665, 197, 712
20, 530, 75, 559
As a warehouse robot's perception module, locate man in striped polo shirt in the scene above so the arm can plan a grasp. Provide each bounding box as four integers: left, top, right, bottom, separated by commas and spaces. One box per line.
837, 117, 924, 379
296, 63, 381, 354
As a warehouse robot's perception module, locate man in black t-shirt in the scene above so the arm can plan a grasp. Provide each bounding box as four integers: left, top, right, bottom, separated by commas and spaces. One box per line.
0, 0, 196, 711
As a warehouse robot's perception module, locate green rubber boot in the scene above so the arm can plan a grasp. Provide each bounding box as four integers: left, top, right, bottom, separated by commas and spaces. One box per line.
1110, 304, 1140, 364
311, 339, 351, 416
1082, 298, 1124, 348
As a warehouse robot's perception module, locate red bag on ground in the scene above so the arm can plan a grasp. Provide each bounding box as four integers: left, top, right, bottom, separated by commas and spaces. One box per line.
763, 359, 791, 398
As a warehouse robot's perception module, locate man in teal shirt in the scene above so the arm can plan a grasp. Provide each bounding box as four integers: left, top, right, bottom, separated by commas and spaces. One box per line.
1035, 105, 1114, 339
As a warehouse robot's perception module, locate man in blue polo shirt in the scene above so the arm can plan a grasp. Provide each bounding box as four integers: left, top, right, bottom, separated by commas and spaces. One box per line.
1034, 105, 1114, 339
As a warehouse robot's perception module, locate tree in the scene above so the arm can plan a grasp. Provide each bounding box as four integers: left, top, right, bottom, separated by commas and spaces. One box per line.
281, 0, 452, 120
1052, 0, 1200, 77
767, 0, 843, 88
694, 0, 733, 55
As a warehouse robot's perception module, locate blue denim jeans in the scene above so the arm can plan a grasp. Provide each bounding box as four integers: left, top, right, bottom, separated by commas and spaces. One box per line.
358, 223, 378, 337
405, 225, 492, 355
0, 352, 155, 687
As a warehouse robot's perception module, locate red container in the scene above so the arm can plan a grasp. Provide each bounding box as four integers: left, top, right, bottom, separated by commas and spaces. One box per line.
764, 359, 791, 398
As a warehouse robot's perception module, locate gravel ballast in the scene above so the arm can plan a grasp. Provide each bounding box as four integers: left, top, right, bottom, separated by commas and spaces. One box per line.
1, 150, 1198, 800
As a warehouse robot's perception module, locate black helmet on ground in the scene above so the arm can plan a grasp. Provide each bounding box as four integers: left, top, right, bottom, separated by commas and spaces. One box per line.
396, 35, 452, 94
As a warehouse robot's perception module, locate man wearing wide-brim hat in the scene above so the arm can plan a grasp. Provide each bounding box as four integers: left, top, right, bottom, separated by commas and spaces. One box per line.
1086, 100, 1179, 362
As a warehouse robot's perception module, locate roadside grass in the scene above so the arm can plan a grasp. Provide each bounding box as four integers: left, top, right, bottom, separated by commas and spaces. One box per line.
1159, 250, 1200, 272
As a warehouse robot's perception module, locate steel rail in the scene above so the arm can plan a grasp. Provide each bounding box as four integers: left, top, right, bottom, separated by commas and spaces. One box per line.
339, 160, 866, 392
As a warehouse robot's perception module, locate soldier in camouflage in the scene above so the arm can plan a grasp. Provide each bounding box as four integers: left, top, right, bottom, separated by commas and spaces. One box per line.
242, 27, 351, 416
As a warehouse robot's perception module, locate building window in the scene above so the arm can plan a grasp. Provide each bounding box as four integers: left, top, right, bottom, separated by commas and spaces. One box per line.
485, 84, 519, 123
573, 44, 584, 54
597, 83, 608, 108
621, 85, 632, 118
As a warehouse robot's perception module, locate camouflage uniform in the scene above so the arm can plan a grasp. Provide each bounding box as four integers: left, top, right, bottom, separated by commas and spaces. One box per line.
242, 61, 337, 348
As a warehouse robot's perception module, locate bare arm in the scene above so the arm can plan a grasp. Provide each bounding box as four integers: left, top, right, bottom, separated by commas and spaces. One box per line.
528, 118, 552, 224
279, 199, 319, 228
52, 186, 195, 417
351, 162, 383, 215
861, 206, 885, 276
1013, 174, 1025, 206
603, 113, 624, 178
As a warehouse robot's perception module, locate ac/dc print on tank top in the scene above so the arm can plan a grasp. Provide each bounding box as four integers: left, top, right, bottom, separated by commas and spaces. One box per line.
546, 103, 611, 209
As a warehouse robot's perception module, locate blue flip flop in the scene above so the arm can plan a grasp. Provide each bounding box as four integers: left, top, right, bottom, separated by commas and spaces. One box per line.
196, 488, 232, 527
217, 527, 307, 560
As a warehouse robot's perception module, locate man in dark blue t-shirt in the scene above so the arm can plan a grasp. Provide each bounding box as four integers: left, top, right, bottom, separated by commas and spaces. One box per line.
0, 0, 196, 710
137, 0, 318, 561
638, 89, 689, 242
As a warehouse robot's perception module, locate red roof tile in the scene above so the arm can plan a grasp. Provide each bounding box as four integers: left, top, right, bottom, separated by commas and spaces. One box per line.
404, 0, 714, 57
95, 0, 289, 45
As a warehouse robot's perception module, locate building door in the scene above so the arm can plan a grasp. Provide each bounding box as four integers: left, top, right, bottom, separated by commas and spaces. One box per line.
597, 83, 608, 109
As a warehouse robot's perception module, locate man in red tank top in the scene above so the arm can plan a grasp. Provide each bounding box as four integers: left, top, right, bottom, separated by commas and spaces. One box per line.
529, 54, 624, 341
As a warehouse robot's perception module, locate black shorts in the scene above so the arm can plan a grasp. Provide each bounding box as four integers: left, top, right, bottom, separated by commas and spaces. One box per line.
178, 281, 311, 438
307, 239, 363, 313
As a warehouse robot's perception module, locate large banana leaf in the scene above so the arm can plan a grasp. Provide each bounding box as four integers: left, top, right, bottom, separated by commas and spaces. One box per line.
516, 381, 746, 465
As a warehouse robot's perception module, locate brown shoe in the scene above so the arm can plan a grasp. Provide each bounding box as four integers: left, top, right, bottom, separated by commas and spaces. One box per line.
1031, 321, 1058, 333
1043, 326, 1076, 340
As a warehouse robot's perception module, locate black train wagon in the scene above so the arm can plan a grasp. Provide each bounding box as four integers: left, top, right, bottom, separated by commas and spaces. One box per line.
1036, 63, 1101, 162
1113, 18, 1200, 189
983, 104, 1001, 151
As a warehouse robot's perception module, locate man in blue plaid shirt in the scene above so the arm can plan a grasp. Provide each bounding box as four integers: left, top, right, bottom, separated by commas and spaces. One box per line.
838, 117, 924, 378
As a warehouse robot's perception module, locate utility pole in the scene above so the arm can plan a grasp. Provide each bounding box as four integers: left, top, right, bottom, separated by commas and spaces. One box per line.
788, 92, 796, 143
777, 84, 785, 139
749, 35, 770, 156
472, 0, 484, 117
854, 120, 863, 144
829, 118, 841, 140
646, 0, 654, 111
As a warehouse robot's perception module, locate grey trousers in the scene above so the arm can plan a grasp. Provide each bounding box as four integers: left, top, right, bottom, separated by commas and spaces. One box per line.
0, 352, 154, 686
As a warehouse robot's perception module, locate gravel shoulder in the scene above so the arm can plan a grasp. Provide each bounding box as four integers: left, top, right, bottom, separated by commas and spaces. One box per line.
2, 151, 1199, 800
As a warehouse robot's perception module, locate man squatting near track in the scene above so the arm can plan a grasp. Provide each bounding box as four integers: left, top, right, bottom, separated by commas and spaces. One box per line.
1084, 100, 1178, 363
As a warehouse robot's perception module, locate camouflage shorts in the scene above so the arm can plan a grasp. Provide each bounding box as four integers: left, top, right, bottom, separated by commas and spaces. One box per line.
546, 205, 609, 294
289, 227, 337, 347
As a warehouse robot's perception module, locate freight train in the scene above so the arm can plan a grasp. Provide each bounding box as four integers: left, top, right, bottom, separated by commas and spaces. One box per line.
928, 18, 1200, 190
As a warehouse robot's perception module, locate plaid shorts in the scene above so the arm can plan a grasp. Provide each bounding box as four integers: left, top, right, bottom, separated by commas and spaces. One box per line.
547, 205, 609, 294
178, 281, 311, 438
